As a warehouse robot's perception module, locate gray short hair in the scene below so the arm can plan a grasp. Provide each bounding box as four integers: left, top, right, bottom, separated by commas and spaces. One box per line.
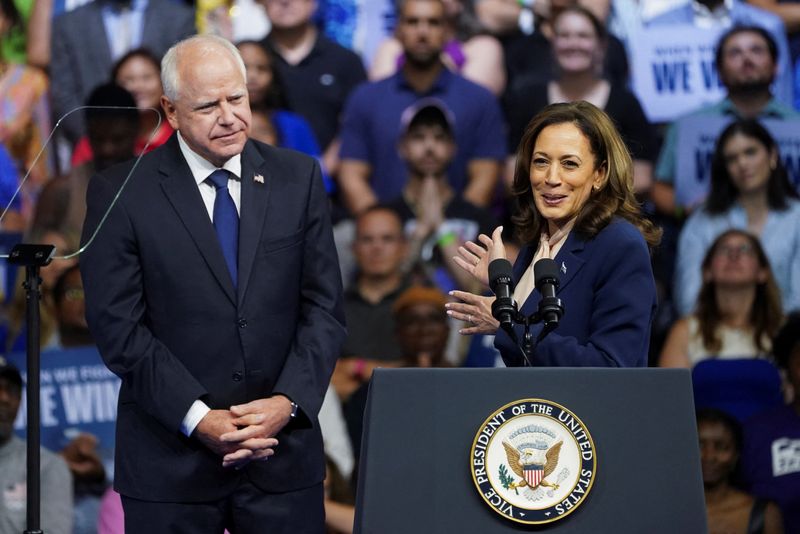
161, 35, 247, 102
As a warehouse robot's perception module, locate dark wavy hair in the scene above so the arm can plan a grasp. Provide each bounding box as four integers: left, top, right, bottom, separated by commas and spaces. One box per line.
695, 229, 782, 354
84, 82, 139, 125
511, 101, 661, 248
235, 40, 288, 111
706, 119, 797, 214
111, 47, 161, 82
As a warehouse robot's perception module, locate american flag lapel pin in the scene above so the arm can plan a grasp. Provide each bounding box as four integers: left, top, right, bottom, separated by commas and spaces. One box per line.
254, 174, 265, 184
561, 261, 567, 274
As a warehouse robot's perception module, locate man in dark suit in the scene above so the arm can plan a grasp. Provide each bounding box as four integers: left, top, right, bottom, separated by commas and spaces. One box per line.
80, 34, 346, 532
50, 0, 196, 144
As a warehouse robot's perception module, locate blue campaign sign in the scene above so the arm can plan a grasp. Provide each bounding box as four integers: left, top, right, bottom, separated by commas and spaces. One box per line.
8, 346, 120, 474
630, 25, 726, 123
675, 116, 800, 208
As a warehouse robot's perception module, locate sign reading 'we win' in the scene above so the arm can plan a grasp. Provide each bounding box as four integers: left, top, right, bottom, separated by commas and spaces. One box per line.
9, 347, 120, 473
630, 25, 727, 123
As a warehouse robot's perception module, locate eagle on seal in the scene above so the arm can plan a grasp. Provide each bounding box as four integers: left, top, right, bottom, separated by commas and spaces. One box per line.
502, 440, 563, 490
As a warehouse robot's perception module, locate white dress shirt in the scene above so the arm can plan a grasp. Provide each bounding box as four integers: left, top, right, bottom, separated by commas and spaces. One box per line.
176, 132, 242, 436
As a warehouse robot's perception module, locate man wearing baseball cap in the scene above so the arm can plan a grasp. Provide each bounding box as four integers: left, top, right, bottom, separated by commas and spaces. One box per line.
388, 98, 497, 294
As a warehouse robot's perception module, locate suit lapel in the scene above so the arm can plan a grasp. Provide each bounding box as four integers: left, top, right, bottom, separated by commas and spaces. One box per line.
158, 137, 237, 305
237, 141, 271, 305
552, 232, 587, 293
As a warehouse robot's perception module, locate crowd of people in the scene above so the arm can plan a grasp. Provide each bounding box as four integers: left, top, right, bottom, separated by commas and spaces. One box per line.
1, 0, 800, 532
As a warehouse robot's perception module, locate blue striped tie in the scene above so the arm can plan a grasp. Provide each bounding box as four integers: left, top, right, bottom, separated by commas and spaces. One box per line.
207, 169, 238, 288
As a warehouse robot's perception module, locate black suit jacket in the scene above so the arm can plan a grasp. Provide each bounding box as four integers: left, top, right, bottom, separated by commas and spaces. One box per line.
81, 135, 346, 501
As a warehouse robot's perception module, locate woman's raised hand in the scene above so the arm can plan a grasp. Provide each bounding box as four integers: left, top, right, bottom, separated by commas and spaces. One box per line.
453, 226, 507, 288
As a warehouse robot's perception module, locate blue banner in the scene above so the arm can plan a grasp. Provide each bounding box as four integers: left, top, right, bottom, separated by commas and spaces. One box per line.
8, 347, 120, 476
630, 25, 727, 123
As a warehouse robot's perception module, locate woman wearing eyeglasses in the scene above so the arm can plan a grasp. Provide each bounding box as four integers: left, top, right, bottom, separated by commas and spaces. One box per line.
660, 229, 783, 368
673, 119, 800, 318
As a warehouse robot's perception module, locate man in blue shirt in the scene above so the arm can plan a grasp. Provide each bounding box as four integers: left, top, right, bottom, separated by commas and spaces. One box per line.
337, 0, 506, 215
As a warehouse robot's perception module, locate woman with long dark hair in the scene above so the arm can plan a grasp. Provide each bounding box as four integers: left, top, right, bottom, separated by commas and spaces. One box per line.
660, 229, 783, 367
675, 119, 800, 316
235, 40, 323, 157
236, 40, 333, 193
71, 48, 174, 166
448, 101, 660, 367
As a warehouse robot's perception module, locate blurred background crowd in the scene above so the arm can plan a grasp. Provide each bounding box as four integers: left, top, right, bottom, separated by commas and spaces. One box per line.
0, 0, 799, 532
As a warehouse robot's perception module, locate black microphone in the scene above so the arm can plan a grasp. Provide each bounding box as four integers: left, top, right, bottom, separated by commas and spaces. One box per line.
534, 258, 563, 329
489, 258, 517, 333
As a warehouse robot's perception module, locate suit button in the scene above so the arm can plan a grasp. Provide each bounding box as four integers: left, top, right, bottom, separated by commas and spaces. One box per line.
232, 371, 243, 382
238, 318, 247, 328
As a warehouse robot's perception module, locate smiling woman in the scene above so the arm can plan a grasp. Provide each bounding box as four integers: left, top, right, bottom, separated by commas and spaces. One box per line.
660, 229, 783, 368
448, 101, 660, 367
527, 122, 604, 231
674, 119, 800, 317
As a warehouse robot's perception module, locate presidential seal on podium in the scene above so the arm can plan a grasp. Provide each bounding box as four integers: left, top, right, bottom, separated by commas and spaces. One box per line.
470, 398, 597, 525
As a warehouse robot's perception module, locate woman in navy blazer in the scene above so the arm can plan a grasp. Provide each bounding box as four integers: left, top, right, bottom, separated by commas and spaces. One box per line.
448, 102, 661, 367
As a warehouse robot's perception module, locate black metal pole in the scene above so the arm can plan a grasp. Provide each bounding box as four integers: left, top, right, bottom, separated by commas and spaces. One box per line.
24, 265, 43, 534
8, 243, 54, 534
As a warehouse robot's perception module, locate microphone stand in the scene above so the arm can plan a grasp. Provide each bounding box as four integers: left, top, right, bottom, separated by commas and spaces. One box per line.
501, 293, 563, 367
8, 243, 56, 534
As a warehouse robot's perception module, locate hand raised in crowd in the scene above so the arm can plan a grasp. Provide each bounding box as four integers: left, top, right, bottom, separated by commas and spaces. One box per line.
453, 226, 507, 288
219, 396, 294, 468
60, 432, 106, 483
